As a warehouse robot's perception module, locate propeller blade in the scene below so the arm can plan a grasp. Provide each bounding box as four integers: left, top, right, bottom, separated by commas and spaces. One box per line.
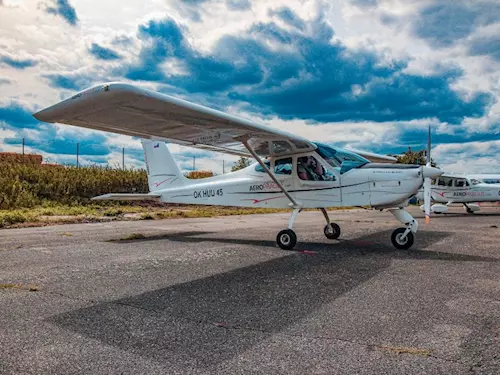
424, 176, 431, 223
425, 125, 431, 223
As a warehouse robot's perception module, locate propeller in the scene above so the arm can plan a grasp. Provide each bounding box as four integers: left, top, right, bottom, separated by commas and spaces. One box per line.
424, 125, 432, 224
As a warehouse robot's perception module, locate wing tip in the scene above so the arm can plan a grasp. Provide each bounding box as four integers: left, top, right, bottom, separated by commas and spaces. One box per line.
31, 81, 140, 123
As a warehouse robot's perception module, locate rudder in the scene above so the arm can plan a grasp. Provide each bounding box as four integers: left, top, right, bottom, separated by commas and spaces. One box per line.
141, 139, 186, 191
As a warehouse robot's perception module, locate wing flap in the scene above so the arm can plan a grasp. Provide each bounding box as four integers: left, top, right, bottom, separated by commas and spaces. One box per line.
33, 82, 316, 157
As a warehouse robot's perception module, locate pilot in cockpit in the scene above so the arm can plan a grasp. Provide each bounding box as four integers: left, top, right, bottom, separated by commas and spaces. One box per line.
298, 156, 329, 181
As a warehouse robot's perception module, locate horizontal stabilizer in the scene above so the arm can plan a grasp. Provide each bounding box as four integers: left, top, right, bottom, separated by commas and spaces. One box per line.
91, 193, 161, 201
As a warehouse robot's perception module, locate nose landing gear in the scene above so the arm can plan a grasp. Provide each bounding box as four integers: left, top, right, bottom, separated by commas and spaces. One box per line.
388, 208, 418, 250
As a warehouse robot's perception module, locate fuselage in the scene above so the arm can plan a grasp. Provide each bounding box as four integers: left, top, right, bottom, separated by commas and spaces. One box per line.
154, 148, 434, 209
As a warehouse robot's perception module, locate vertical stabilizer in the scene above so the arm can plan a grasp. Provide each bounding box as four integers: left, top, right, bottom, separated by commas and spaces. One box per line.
141, 140, 186, 191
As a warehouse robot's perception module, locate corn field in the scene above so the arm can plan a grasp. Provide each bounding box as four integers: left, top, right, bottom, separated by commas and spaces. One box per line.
0, 161, 149, 209
0, 158, 218, 209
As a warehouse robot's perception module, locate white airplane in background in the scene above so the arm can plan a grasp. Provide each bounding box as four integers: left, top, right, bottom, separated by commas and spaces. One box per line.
412, 127, 500, 215
33, 82, 442, 250
415, 173, 500, 214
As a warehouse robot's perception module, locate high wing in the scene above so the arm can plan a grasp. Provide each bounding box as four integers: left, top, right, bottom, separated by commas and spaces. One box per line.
33, 82, 317, 158
348, 148, 397, 164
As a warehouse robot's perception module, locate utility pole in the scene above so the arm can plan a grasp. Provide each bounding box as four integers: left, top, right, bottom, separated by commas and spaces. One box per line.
193, 156, 195, 171
122, 147, 125, 170
22, 138, 25, 155
76, 143, 79, 168
222, 159, 225, 174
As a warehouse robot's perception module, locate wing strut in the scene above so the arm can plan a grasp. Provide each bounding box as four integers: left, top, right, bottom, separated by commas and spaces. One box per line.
241, 139, 301, 208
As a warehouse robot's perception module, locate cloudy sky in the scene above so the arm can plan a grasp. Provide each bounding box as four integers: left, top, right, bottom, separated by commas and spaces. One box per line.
0, 0, 499, 173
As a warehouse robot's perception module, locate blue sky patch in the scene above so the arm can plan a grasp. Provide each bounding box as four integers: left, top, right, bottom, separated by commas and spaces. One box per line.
45, 0, 78, 26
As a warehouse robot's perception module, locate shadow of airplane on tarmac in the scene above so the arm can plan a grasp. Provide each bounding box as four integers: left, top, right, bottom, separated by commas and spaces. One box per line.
108, 227, 497, 263
49, 229, 499, 372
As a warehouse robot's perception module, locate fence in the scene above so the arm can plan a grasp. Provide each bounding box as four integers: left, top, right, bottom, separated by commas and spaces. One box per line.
3, 138, 238, 174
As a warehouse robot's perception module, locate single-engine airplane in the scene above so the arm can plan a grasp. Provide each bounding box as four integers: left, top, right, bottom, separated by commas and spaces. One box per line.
33, 82, 442, 250
415, 173, 500, 214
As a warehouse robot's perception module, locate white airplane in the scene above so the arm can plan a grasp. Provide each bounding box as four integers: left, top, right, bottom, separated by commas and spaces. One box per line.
412, 127, 500, 214
415, 173, 500, 214
33, 82, 442, 250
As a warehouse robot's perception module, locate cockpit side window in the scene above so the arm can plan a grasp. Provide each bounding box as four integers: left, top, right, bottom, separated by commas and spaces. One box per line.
314, 142, 369, 170
454, 179, 467, 188
438, 177, 455, 186
297, 156, 335, 181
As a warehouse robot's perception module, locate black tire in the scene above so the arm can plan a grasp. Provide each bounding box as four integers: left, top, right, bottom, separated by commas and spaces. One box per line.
391, 228, 415, 250
276, 229, 297, 250
324, 223, 340, 240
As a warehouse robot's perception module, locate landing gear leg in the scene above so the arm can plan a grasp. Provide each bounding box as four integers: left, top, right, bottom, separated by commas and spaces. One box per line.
463, 203, 474, 214
388, 208, 418, 250
277, 208, 301, 250
321, 208, 340, 240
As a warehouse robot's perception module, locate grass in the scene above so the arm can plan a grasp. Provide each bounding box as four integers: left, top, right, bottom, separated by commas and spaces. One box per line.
0, 283, 40, 292
0, 203, 288, 228
0, 203, 356, 228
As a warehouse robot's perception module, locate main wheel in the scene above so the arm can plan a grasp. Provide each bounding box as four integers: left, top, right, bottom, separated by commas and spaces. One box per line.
391, 228, 414, 250
276, 229, 297, 250
324, 223, 340, 240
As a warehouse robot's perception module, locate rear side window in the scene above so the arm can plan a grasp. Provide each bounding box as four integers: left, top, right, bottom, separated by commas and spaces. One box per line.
255, 161, 270, 172
254, 159, 292, 175
274, 158, 293, 175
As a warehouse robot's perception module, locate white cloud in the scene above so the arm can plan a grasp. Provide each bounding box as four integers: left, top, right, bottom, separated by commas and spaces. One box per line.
433, 140, 500, 173
0, 0, 498, 175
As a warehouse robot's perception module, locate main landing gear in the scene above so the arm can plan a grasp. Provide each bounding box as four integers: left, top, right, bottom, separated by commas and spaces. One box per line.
276, 207, 418, 251
388, 208, 418, 250
276, 208, 341, 250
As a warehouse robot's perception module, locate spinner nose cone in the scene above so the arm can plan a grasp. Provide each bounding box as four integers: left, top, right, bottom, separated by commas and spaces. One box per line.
422, 166, 443, 179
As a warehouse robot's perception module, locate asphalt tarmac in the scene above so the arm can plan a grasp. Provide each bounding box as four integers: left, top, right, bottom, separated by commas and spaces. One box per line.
1, 206, 499, 374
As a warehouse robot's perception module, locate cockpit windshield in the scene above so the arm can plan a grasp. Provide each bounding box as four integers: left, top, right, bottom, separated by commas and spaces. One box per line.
314, 142, 369, 171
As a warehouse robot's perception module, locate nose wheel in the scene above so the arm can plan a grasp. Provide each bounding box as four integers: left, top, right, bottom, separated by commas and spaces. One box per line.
388, 208, 418, 250
391, 228, 415, 250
